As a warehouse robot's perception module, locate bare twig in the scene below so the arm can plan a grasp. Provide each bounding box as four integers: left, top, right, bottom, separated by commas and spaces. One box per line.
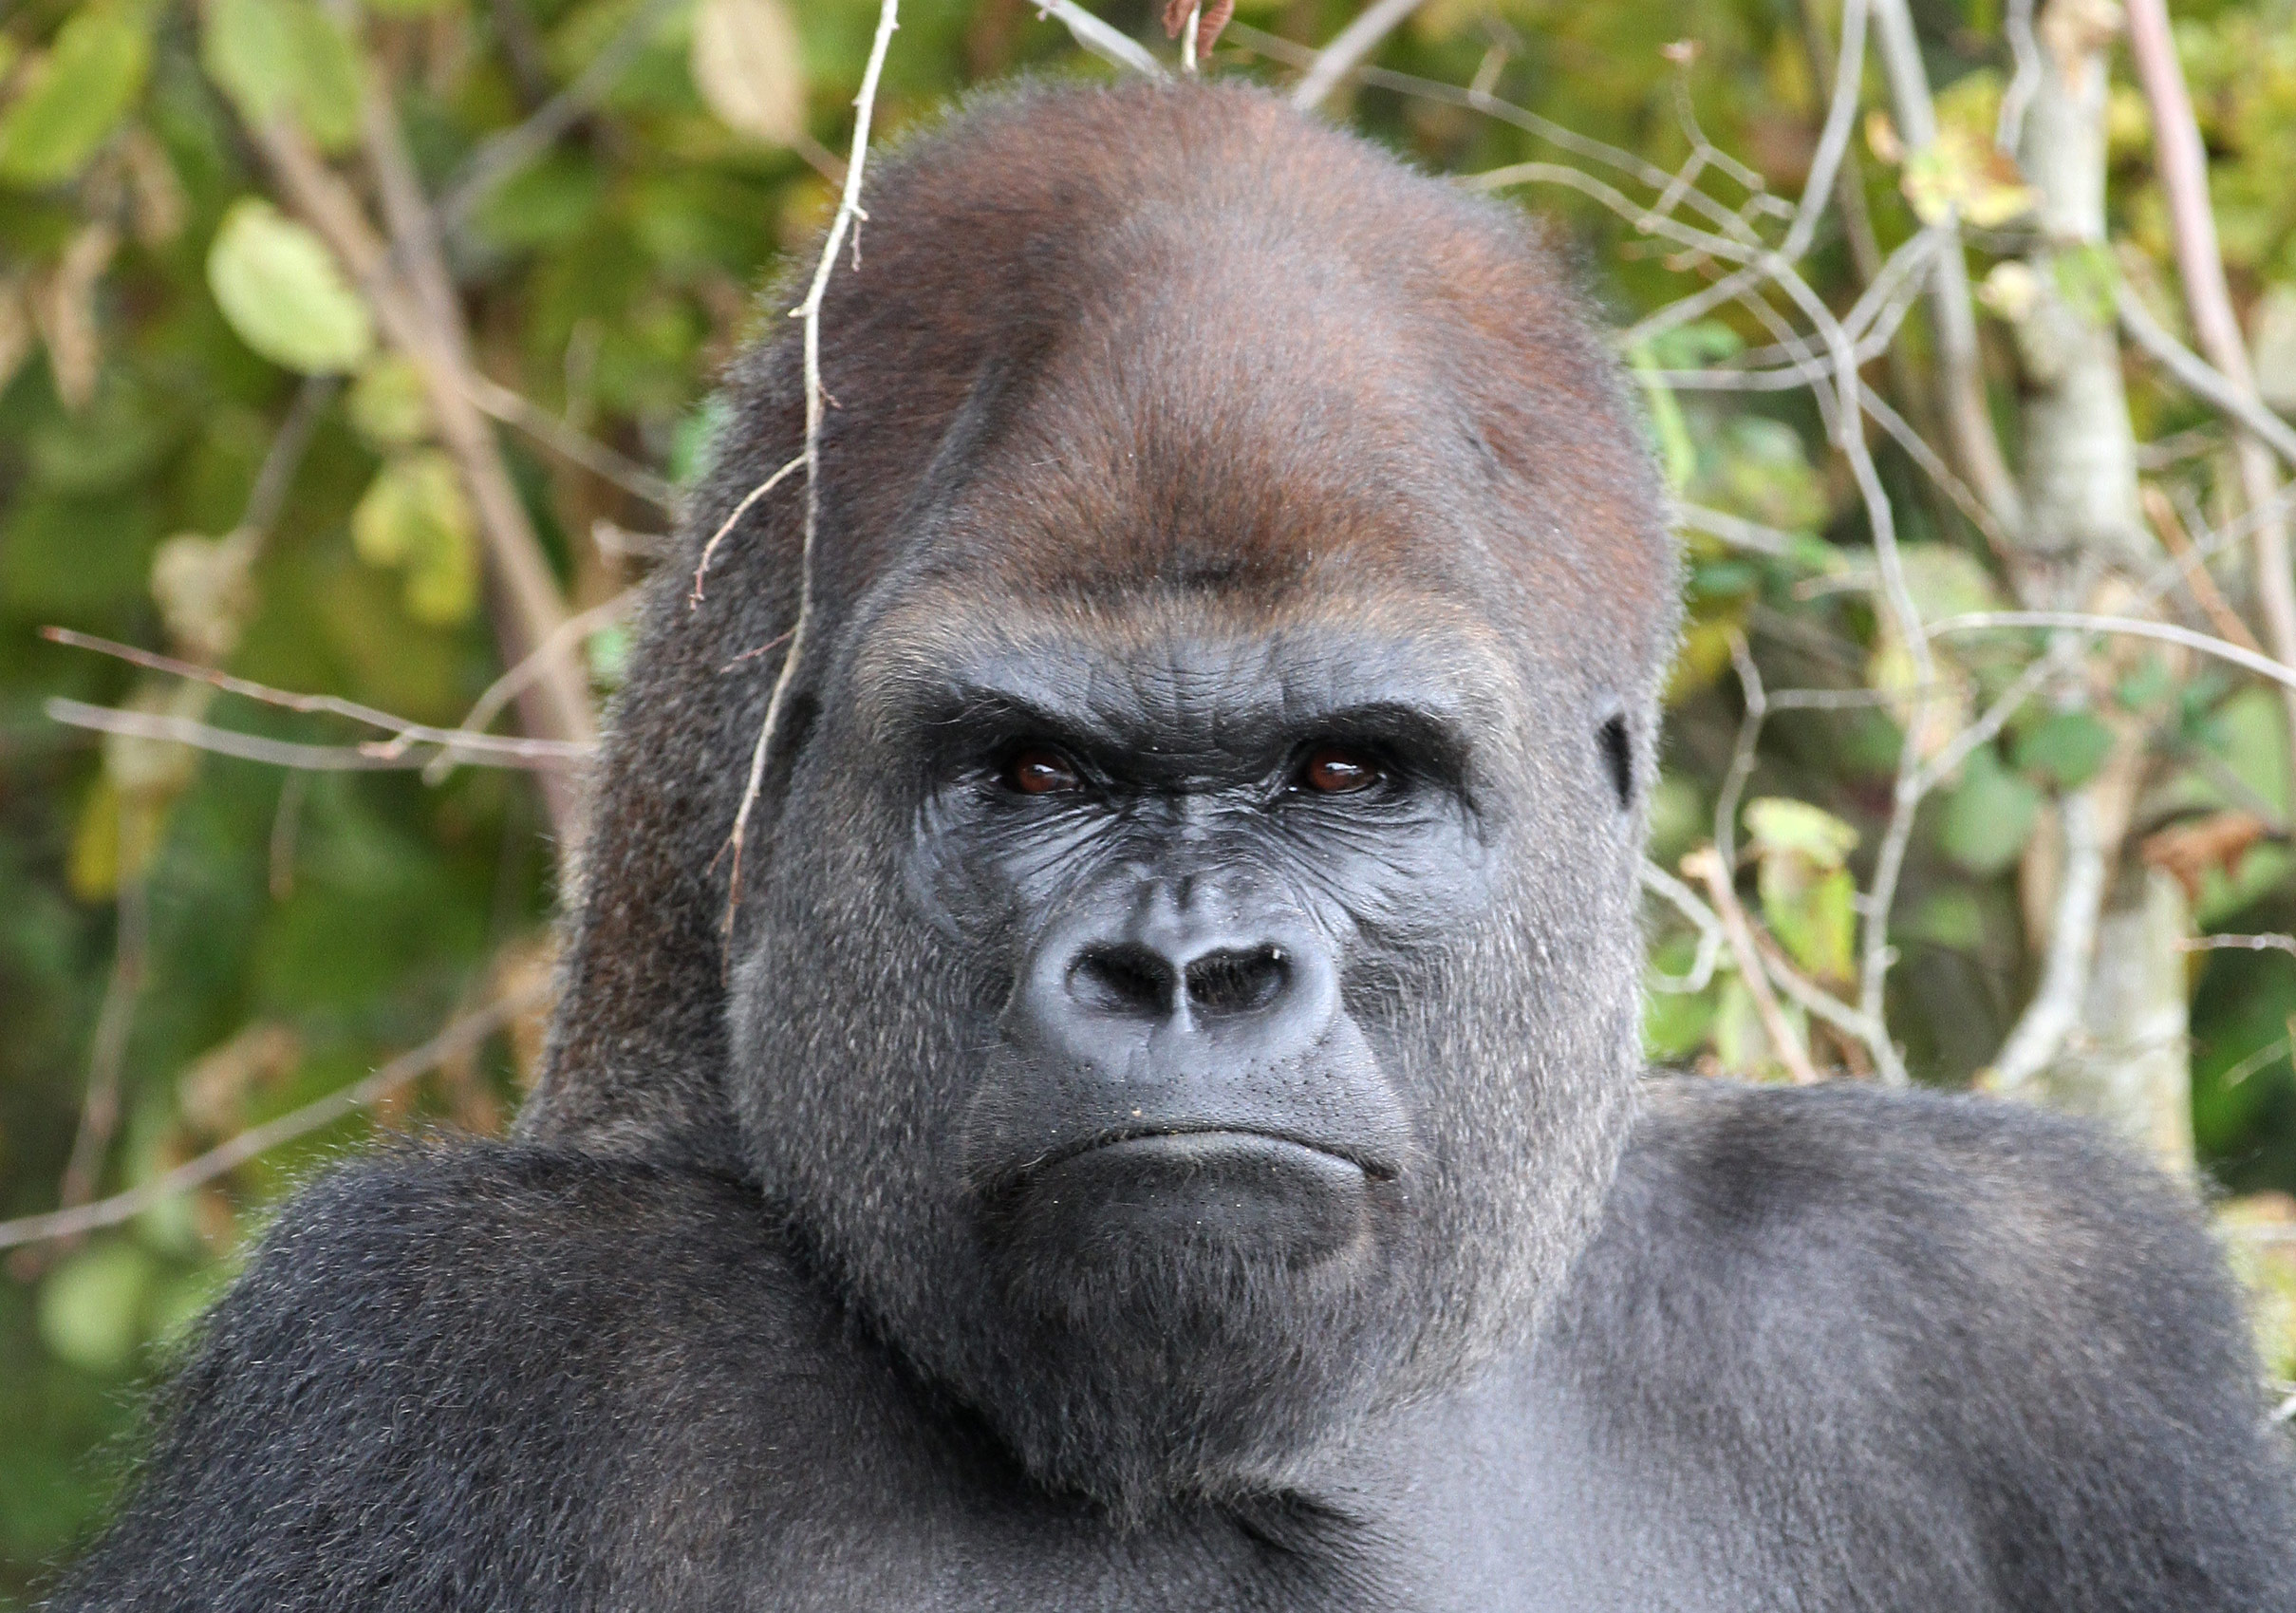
55, 876, 149, 1215
1035, 2, 1164, 77
690, 452, 804, 606
460, 369, 676, 509
1682, 846, 1822, 1085
1291, 0, 1428, 111
43, 629, 591, 768
1640, 858, 1726, 994
2141, 483, 2261, 653
2118, 290, 2296, 469
2180, 933, 2296, 957
2125, 0, 2296, 809
420, 591, 635, 782
46, 700, 588, 772
1714, 631, 1765, 873
242, 376, 337, 543
233, 87, 593, 845
722, 0, 901, 927
0, 986, 547, 1252
1928, 611, 2296, 695
1674, 502, 1796, 557
1998, 0, 2043, 155
1869, 0, 2025, 536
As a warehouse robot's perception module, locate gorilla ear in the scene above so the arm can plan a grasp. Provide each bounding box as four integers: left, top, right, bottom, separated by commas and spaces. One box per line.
1596, 710, 1633, 811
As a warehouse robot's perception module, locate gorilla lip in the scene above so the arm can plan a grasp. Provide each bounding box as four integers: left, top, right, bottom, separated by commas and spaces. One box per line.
1013, 1124, 1398, 1187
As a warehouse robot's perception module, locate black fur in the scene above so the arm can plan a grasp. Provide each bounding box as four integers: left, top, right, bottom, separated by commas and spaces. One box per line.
48, 80, 2296, 1610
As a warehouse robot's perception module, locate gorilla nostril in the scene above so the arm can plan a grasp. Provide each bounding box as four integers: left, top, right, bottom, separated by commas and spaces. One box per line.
1071, 944, 1177, 1018
1185, 947, 1288, 1019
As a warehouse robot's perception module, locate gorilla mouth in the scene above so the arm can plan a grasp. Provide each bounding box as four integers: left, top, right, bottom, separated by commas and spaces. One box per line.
1025, 1125, 1400, 1185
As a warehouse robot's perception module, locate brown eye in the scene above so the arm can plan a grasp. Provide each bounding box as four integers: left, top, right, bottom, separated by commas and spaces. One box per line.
1004, 747, 1081, 795
1299, 746, 1381, 795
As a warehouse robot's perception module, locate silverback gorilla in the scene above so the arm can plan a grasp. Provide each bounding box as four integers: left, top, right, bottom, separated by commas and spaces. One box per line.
53, 81, 2296, 1611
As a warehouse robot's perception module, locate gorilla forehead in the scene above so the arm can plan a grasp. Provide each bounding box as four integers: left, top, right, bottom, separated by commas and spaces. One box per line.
793, 80, 1674, 691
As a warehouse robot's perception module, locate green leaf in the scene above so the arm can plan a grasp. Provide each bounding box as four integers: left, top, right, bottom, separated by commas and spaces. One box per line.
1742, 802, 1861, 984
1899, 887, 1987, 951
2013, 710, 2115, 790
1743, 797, 1858, 871
347, 353, 435, 447
201, 0, 364, 153
38, 1242, 156, 1375
1937, 746, 2042, 877
352, 448, 478, 625
1628, 343, 1695, 493
207, 197, 374, 374
0, 9, 153, 188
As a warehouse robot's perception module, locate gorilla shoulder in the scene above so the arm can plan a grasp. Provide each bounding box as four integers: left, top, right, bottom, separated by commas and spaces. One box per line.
1540, 1078, 2292, 1608
47, 1147, 879, 1611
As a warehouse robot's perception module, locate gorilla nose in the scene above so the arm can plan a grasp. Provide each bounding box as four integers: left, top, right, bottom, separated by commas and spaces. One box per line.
1068, 941, 1293, 1023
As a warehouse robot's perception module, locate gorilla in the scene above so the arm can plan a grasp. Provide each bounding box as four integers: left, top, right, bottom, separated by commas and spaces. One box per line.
52, 81, 2296, 1610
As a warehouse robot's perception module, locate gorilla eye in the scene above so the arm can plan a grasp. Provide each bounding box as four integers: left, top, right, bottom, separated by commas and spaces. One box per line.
1002, 747, 1082, 796
1297, 746, 1382, 795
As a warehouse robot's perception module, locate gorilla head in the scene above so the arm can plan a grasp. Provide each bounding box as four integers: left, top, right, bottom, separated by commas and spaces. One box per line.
530, 82, 1674, 1520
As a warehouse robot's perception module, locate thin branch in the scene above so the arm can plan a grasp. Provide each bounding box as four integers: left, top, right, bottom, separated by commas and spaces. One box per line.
242, 376, 338, 543
1714, 631, 1765, 873
1868, 0, 2024, 536
43, 628, 588, 766
1673, 502, 1796, 557
437, 0, 686, 230
1035, 1, 1165, 77
1291, 0, 1427, 111
2118, 289, 2296, 469
0, 986, 546, 1252
1928, 611, 2296, 695
1997, 0, 2042, 155
2180, 933, 2296, 957
46, 700, 588, 772
55, 876, 149, 1216
1640, 858, 1725, 994
1682, 846, 1822, 1085
690, 452, 804, 606
420, 591, 634, 782
461, 369, 676, 509
722, 0, 900, 928
2124, 0, 2296, 812
2141, 483, 2261, 653
1227, 21, 1768, 251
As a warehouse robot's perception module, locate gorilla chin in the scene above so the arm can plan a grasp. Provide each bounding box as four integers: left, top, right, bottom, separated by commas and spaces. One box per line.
962, 1136, 1420, 1525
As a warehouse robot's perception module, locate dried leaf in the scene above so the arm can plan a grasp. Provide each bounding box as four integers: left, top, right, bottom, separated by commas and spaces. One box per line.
690, 0, 806, 148
1900, 124, 2038, 229
29, 220, 120, 411
151, 530, 259, 662
2142, 811, 2268, 903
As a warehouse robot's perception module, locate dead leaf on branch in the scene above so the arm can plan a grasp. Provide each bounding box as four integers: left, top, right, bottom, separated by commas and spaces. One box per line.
690, 0, 806, 149
2143, 811, 2270, 902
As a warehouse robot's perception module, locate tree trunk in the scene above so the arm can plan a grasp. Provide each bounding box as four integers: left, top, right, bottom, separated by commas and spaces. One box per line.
2002, 0, 2191, 1169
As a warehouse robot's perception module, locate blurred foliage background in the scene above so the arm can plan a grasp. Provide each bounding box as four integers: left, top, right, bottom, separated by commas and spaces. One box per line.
4, 0, 2296, 1597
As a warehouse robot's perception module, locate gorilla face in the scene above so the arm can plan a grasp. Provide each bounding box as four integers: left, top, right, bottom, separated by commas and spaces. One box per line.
729, 575, 1648, 1517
